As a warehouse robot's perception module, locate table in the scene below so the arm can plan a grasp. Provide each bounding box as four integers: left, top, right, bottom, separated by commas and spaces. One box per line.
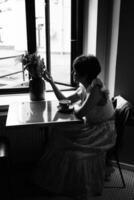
6, 100, 82, 128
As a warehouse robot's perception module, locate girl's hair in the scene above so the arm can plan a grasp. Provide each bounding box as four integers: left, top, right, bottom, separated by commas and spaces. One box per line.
73, 55, 101, 81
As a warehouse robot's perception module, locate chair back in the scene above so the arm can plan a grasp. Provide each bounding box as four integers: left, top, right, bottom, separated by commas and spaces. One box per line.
112, 96, 131, 151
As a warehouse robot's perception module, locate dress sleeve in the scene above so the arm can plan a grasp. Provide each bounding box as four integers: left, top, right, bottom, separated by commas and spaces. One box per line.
76, 84, 87, 103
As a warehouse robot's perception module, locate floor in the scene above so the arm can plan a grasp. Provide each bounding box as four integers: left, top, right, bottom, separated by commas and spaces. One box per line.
6, 166, 134, 200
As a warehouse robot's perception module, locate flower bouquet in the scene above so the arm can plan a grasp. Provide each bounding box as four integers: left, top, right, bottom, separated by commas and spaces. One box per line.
21, 52, 46, 101
21, 52, 46, 78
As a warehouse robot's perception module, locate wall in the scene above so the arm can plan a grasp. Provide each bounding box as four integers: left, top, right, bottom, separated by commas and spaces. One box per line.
119, 125, 134, 165
115, 0, 134, 104
96, 0, 134, 166
96, 0, 121, 98
114, 0, 134, 166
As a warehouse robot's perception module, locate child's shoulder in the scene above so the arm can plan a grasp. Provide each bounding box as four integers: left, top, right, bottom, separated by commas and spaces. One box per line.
76, 83, 87, 100
91, 78, 103, 88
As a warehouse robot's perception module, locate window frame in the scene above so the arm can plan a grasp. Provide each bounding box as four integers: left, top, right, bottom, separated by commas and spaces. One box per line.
71, 0, 84, 86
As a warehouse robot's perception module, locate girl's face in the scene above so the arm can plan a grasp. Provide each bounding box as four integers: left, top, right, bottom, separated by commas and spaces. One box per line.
73, 69, 90, 87
73, 69, 86, 85
73, 70, 80, 83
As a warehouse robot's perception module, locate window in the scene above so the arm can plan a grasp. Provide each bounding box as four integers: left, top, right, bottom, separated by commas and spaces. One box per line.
35, 0, 83, 87
0, 0, 28, 93
0, 0, 83, 94
49, 0, 71, 84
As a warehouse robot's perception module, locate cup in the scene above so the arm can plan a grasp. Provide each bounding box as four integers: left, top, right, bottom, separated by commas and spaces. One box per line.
59, 99, 71, 110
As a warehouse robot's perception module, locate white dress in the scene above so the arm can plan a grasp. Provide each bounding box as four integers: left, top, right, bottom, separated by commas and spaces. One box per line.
33, 78, 117, 199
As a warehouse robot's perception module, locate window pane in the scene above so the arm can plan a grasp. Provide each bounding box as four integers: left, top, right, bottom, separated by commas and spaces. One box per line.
35, 0, 46, 64
50, 0, 71, 84
0, 0, 28, 89
35, 0, 71, 85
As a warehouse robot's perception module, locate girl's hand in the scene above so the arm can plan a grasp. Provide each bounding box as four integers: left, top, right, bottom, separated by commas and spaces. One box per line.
74, 104, 82, 118
43, 70, 53, 83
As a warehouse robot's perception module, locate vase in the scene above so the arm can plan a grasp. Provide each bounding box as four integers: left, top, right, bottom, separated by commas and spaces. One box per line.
29, 77, 45, 101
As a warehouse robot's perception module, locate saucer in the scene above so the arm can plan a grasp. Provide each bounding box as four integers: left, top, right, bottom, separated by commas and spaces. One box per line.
57, 105, 74, 113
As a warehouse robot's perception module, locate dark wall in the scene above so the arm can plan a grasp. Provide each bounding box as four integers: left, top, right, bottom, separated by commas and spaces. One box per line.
115, 0, 134, 165
119, 126, 134, 165
115, 0, 134, 105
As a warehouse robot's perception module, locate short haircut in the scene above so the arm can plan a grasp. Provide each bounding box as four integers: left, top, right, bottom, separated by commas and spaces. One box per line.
73, 55, 101, 80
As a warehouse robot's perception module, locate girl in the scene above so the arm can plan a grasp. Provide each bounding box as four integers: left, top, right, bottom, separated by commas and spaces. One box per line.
33, 55, 116, 199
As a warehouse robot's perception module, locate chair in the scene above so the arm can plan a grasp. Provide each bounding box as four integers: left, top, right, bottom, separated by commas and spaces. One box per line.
0, 136, 10, 199
105, 96, 131, 188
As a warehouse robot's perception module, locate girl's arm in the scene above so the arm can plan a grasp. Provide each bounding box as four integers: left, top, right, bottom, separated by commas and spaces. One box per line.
43, 70, 81, 103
